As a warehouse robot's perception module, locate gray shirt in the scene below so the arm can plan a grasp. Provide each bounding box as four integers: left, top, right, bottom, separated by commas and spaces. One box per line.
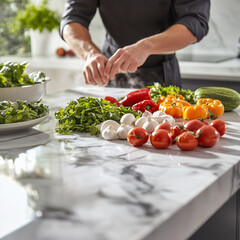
60, 0, 210, 87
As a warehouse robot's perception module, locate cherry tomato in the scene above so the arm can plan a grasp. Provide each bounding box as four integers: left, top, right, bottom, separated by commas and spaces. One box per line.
202, 119, 210, 125
154, 122, 172, 132
170, 125, 186, 142
176, 132, 198, 151
127, 127, 149, 147
150, 129, 172, 149
196, 125, 220, 147
210, 119, 226, 136
184, 119, 205, 133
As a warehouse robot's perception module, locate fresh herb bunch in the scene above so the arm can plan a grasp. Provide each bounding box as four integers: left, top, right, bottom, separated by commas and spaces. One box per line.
0, 100, 49, 124
0, 61, 48, 87
55, 97, 141, 135
148, 82, 196, 104
11, 0, 60, 33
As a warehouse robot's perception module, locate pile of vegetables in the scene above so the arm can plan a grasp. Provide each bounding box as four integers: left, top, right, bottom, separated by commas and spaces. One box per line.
194, 87, 240, 112
98, 109, 226, 151
148, 82, 195, 104
0, 100, 49, 124
55, 82, 239, 151
0, 61, 48, 87
55, 97, 141, 135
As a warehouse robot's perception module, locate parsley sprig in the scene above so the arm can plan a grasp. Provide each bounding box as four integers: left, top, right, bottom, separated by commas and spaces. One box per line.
55, 97, 141, 135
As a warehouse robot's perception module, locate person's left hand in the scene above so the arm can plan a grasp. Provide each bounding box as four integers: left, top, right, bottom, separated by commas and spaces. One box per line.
104, 42, 149, 80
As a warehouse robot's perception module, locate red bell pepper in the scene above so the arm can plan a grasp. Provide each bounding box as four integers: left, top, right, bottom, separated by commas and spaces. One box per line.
104, 96, 121, 107
120, 88, 151, 107
132, 100, 158, 113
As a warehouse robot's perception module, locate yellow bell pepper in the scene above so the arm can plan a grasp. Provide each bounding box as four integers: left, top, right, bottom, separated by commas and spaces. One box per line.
197, 98, 224, 118
182, 104, 209, 120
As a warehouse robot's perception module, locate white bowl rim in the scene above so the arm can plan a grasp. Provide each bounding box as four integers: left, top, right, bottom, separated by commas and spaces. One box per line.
0, 81, 46, 90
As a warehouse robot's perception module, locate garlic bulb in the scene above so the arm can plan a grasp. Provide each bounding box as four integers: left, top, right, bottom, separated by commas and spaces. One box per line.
135, 117, 148, 128
101, 125, 118, 140
142, 117, 159, 133
142, 110, 153, 118
152, 110, 166, 118
120, 113, 136, 126
100, 120, 120, 133
152, 115, 175, 126
117, 124, 132, 140
162, 115, 175, 126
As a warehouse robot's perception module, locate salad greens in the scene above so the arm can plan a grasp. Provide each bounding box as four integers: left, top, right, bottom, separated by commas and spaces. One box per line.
0, 61, 48, 87
0, 100, 49, 124
55, 97, 141, 135
148, 82, 195, 104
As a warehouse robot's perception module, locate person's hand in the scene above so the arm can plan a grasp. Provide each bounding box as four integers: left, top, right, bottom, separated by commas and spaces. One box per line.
83, 53, 109, 86
104, 43, 149, 80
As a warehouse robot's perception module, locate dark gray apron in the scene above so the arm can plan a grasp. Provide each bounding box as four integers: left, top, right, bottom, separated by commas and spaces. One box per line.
102, 33, 182, 88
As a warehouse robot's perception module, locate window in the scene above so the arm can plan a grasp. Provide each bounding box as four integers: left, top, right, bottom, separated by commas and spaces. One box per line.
0, 0, 30, 56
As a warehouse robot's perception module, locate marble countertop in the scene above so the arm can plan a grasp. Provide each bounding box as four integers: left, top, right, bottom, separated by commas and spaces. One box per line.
0, 55, 240, 81
0, 86, 240, 240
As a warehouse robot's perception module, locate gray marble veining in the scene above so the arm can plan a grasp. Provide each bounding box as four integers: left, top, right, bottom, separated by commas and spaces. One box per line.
0, 86, 240, 240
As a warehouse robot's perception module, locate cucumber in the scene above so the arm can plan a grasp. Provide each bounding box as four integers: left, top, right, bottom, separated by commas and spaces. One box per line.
194, 87, 240, 112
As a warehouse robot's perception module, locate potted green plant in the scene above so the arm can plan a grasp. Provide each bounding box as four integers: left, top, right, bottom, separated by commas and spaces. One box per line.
12, 0, 62, 57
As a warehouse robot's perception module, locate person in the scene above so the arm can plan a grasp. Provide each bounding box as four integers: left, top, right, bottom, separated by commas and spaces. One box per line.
60, 0, 210, 88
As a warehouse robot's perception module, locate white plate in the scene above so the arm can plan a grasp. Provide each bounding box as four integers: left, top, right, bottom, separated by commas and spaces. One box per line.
0, 115, 48, 134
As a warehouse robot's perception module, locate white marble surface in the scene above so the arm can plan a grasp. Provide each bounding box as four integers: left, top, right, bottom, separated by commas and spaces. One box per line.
0, 86, 240, 240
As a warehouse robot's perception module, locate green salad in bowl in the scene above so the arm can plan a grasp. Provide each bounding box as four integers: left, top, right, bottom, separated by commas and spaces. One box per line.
0, 61, 49, 102
0, 100, 49, 124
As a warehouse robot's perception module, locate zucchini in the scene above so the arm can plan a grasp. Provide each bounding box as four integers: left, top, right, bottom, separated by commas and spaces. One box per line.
194, 87, 240, 111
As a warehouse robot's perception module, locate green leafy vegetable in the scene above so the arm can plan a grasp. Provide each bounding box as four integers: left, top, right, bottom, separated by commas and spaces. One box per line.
0, 99, 49, 124
11, 0, 60, 33
55, 97, 141, 135
147, 82, 195, 104
0, 61, 48, 87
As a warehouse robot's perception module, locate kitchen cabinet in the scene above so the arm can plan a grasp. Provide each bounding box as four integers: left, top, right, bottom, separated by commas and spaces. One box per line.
0, 86, 240, 240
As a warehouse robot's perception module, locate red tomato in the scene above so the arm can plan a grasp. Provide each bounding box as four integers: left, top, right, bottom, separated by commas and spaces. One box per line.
127, 127, 149, 147
202, 119, 210, 125
184, 119, 205, 133
196, 125, 220, 147
176, 132, 198, 151
210, 119, 226, 136
170, 125, 186, 142
150, 129, 172, 149
154, 122, 172, 132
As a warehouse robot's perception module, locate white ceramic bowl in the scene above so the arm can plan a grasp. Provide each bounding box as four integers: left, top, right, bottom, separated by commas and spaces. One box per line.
0, 81, 46, 102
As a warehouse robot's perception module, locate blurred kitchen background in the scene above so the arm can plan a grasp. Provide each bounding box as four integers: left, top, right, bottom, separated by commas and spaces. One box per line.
0, 0, 240, 93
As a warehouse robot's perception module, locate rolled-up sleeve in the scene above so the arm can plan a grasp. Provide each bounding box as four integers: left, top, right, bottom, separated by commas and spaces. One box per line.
60, 0, 98, 39
173, 0, 210, 42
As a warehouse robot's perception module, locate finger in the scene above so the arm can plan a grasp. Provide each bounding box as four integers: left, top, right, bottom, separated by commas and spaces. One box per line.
110, 58, 127, 80
90, 62, 104, 85
128, 64, 138, 73
97, 61, 108, 86
119, 60, 131, 72
105, 59, 113, 77
104, 49, 122, 76
85, 67, 97, 85
83, 71, 88, 85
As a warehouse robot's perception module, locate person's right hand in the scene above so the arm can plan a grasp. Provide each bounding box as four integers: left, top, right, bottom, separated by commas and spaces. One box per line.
83, 53, 109, 86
